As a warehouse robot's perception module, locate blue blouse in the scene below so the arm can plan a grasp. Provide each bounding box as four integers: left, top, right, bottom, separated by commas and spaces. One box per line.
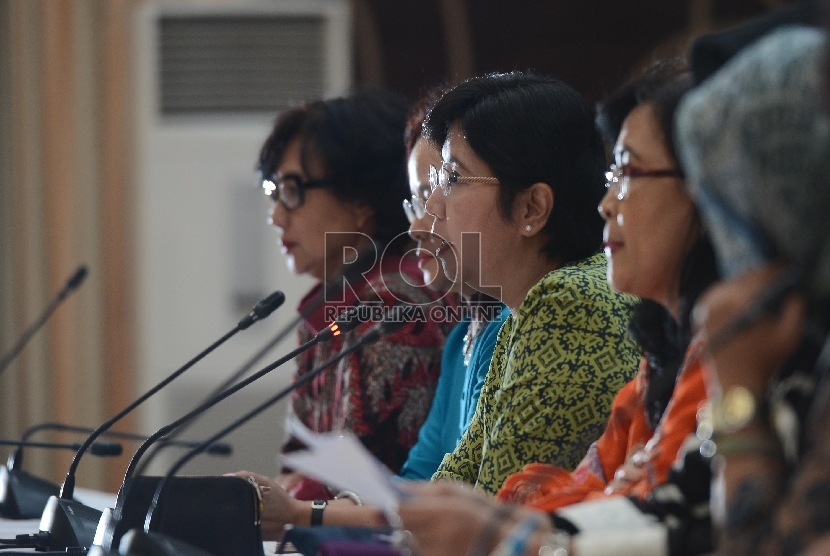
398, 306, 509, 480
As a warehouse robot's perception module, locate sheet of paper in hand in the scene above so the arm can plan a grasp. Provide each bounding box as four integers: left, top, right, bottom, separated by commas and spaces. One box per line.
281, 417, 407, 515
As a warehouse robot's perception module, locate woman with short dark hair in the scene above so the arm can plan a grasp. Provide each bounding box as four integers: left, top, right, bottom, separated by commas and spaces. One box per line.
423, 72, 641, 494
240, 90, 451, 508
399, 86, 509, 481
497, 60, 718, 513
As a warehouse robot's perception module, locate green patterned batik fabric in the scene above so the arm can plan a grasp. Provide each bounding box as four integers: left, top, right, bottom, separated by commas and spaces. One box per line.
432, 253, 641, 494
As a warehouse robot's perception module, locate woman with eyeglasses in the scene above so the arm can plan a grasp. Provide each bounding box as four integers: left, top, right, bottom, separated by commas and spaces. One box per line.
495, 60, 717, 512
396, 62, 720, 556
399, 88, 510, 481
420, 72, 641, 496
234, 90, 451, 515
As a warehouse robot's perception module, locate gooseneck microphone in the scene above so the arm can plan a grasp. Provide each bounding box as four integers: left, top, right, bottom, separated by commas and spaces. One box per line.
137, 308, 407, 551
0, 439, 121, 520
0, 265, 88, 377
0, 438, 122, 456
93, 306, 370, 553
165, 307, 405, 481
58, 290, 285, 501
37, 290, 285, 552
134, 245, 380, 474
122, 305, 366, 483
7, 422, 231, 473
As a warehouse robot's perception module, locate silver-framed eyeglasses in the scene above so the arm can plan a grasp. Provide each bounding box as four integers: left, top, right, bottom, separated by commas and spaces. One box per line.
428, 161, 499, 196
605, 150, 683, 201
402, 187, 430, 223
261, 173, 330, 211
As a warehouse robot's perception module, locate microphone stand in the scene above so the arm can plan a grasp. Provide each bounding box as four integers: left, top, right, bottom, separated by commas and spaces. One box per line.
37, 291, 285, 553
125, 314, 404, 555
0, 439, 121, 520
0, 265, 87, 378
95, 306, 368, 553
134, 244, 379, 475
8, 423, 231, 472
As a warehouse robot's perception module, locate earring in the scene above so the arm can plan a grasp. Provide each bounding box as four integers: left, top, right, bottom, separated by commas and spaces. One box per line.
524, 224, 533, 233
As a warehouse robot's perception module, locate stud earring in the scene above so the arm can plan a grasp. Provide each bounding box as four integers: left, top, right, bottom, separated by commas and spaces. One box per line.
525, 224, 533, 232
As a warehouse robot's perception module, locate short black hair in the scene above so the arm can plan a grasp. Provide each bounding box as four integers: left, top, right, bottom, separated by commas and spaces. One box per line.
423, 72, 607, 264
257, 90, 411, 252
596, 58, 692, 168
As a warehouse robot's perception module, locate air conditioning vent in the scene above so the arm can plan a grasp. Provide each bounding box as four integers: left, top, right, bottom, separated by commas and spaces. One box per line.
134, 0, 349, 476
159, 15, 326, 115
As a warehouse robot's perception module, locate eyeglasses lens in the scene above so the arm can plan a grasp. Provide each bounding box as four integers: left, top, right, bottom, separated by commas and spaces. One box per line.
278, 178, 303, 210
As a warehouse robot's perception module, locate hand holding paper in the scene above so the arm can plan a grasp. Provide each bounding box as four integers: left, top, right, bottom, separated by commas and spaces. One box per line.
281, 417, 408, 516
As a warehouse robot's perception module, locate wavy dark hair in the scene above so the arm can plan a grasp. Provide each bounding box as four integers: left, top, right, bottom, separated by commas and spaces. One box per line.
423, 72, 607, 264
598, 59, 720, 427
257, 90, 411, 253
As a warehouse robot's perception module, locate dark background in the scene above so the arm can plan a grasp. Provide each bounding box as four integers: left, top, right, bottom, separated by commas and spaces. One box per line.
354, 0, 798, 103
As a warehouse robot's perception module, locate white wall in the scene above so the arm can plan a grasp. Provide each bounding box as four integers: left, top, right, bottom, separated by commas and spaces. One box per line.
132, 0, 349, 477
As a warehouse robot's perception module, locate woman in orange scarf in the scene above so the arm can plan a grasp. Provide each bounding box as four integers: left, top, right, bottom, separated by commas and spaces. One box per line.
496, 60, 716, 512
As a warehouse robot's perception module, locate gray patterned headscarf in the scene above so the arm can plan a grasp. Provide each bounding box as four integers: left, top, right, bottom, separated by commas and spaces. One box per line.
676, 26, 830, 301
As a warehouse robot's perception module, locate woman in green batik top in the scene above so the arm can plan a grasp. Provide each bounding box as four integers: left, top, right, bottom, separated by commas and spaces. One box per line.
423, 72, 641, 494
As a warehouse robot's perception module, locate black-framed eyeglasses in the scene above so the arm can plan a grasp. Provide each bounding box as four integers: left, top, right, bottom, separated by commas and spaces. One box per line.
261, 173, 330, 211
402, 186, 431, 223
605, 150, 683, 201
428, 161, 499, 197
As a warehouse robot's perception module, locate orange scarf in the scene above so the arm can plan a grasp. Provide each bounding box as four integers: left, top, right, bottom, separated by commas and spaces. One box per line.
497, 338, 706, 510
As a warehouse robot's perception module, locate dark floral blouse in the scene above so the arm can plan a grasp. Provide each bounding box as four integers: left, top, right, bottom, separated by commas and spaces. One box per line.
282, 254, 452, 481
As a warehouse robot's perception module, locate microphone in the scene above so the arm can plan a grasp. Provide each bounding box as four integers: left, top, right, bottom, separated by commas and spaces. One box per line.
0, 438, 122, 456
144, 305, 412, 533
37, 290, 285, 552
0, 439, 121, 520
165, 307, 404, 476
61, 290, 284, 498
133, 245, 380, 474
93, 305, 370, 553
0, 265, 88, 377
8, 422, 232, 472
123, 305, 366, 482
1, 423, 229, 521
133, 308, 405, 554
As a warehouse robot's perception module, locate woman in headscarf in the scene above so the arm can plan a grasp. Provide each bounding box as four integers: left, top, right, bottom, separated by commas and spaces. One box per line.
678, 25, 830, 556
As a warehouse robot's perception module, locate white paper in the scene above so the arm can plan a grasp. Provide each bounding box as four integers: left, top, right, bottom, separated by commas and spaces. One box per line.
281, 417, 406, 514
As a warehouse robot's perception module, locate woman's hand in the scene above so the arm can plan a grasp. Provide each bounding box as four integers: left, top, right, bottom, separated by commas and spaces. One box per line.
230, 471, 305, 540
398, 481, 548, 556
694, 264, 805, 397
607, 462, 645, 493
694, 266, 803, 537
